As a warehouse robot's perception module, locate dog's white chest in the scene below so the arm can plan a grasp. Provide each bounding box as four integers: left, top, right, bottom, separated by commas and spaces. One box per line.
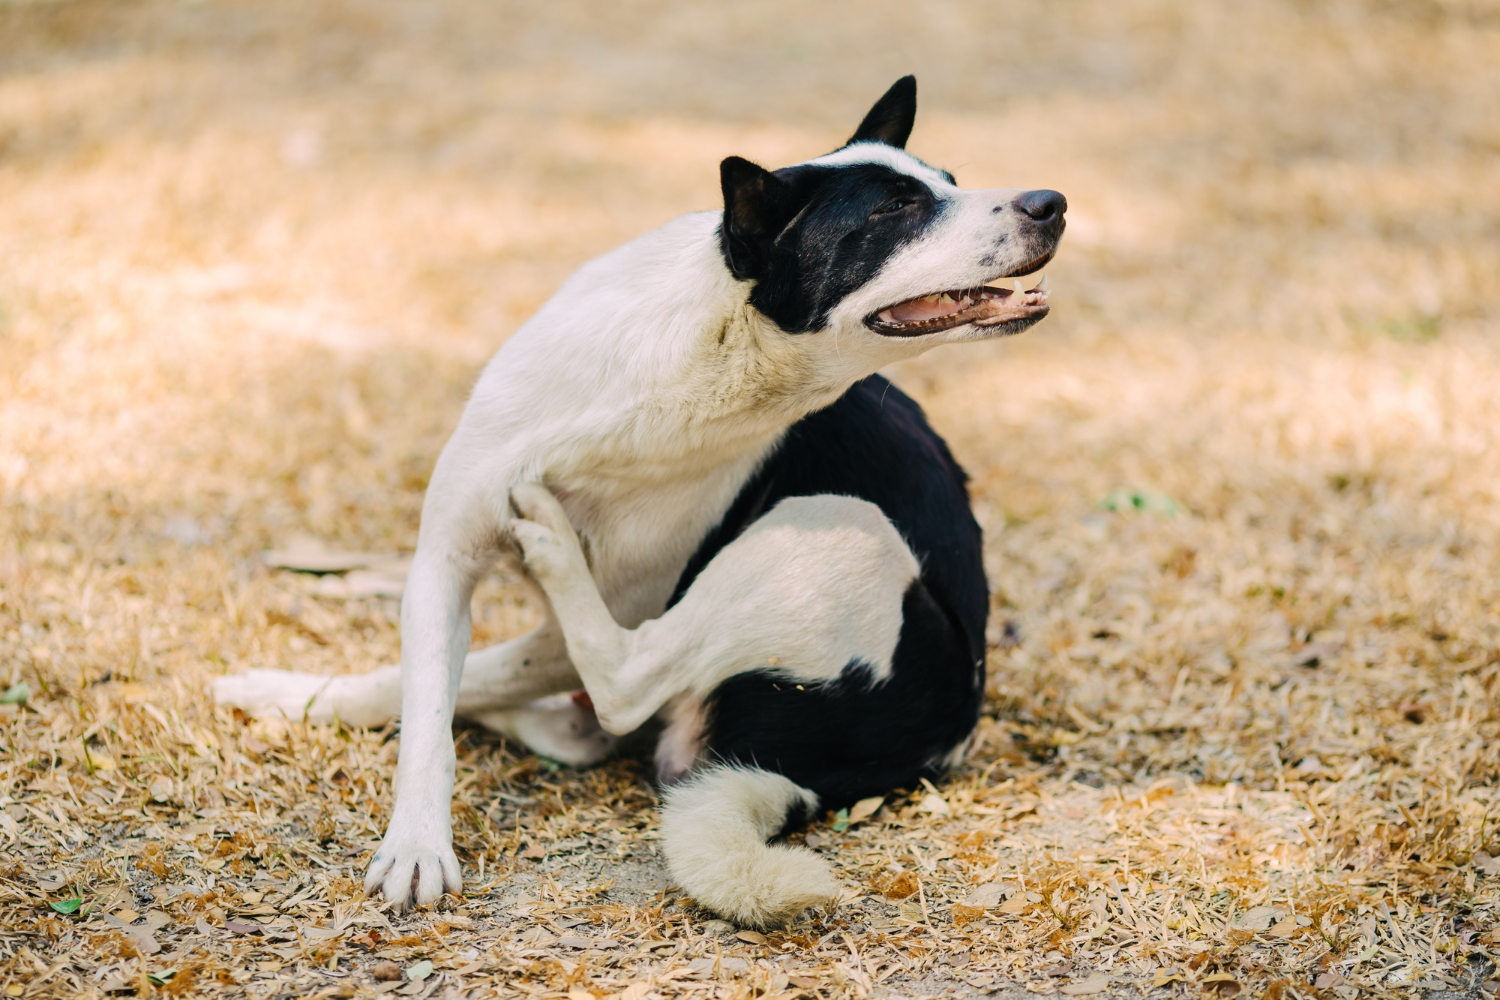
552, 447, 770, 629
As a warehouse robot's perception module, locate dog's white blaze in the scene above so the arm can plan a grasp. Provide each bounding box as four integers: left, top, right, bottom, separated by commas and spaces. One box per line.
806, 142, 957, 189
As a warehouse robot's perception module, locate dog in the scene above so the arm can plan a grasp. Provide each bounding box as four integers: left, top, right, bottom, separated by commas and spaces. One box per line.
215, 75, 1065, 928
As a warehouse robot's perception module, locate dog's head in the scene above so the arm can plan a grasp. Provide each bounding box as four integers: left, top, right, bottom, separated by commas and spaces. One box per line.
719, 76, 1064, 344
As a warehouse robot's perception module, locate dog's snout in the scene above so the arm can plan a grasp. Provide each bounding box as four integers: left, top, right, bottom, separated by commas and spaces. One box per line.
1013, 189, 1067, 223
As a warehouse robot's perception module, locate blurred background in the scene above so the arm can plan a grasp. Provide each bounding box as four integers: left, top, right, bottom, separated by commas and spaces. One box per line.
2, 1, 1497, 543
2, 1, 1499, 993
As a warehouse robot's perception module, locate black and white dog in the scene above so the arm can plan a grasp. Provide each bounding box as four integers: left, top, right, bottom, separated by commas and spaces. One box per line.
216, 77, 1065, 927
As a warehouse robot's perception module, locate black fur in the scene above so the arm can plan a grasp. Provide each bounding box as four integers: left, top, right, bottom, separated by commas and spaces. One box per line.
719, 160, 949, 333
718, 76, 958, 333
669, 375, 989, 809
846, 74, 918, 149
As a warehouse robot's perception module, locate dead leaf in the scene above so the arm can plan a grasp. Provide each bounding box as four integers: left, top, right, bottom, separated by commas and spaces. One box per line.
1203, 973, 1243, 997
301, 924, 341, 939
1231, 905, 1281, 931
122, 926, 161, 955
735, 930, 767, 945
1060, 972, 1110, 995
35, 872, 68, 893
1152, 969, 1185, 987
847, 796, 884, 823
997, 893, 1031, 914
148, 775, 174, 803
964, 883, 1006, 908
917, 793, 950, 815
1268, 914, 1299, 937
1474, 851, 1500, 876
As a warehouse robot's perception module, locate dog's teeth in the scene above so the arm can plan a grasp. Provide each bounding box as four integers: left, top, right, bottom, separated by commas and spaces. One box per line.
1034, 274, 1049, 292
1013, 279, 1026, 295
939, 292, 955, 304
921, 294, 940, 304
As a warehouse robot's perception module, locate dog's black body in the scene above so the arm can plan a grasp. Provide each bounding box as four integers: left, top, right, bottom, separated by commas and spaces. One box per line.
678, 374, 987, 810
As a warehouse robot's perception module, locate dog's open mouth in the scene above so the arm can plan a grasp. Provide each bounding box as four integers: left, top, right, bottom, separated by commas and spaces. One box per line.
867, 274, 1051, 337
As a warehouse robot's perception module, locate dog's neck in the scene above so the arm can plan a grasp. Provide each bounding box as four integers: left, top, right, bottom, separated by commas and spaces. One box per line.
471, 211, 919, 625
503, 212, 910, 487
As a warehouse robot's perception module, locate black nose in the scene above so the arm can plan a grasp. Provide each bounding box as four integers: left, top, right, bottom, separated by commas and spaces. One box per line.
1014, 189, 1067, 222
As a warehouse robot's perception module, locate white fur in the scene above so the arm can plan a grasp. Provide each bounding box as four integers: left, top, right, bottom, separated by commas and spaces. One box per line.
659, 765, 838, 928
212, 620, 570, 725
216, 142, 1045, 910
654, 693, 708, 785
512, 486, 918, 736
469, 691, 618, 767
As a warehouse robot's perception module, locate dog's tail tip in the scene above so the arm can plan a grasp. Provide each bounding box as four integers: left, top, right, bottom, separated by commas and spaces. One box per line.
660, 764, 839, 929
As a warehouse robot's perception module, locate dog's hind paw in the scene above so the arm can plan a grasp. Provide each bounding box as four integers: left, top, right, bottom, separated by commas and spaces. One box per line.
470, 691, 619, 767
510, 483, 589, 581
212, 668, 336, 722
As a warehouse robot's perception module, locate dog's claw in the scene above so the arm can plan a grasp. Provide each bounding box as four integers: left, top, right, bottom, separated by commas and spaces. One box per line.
364, 843, 461, 910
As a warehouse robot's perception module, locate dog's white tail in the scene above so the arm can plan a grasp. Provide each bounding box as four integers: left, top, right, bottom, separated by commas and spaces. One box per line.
659, 765, 839, 928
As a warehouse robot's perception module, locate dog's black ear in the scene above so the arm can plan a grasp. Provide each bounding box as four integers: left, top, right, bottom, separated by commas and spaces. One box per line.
847, 75, 917, 149
719, 155, 797, 280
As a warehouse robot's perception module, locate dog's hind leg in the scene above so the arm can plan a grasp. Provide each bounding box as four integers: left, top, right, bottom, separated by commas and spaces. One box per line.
511, 483, 920, 926
510, 484, 917, 735
467, 690, 618, 767
212, 620, 580, 727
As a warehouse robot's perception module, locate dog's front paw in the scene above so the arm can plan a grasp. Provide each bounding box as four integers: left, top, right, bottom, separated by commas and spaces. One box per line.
364, 828, 462, 910
213, 668, 333, 722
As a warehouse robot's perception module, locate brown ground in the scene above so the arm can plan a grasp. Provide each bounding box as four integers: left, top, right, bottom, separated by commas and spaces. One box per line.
2, 2, 1499, 998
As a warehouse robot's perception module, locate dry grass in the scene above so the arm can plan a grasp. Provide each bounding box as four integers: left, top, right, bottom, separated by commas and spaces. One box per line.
3, 1, 1500, 998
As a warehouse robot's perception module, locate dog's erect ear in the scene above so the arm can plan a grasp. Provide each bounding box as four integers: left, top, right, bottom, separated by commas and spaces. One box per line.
847, 75, 917, 149
719, 155, 798, 280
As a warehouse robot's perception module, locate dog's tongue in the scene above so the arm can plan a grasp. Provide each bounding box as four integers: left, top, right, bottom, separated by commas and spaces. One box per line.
886, 294, 968, 324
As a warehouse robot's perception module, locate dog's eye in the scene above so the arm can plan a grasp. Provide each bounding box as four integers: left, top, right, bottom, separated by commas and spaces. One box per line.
872, 198, 909, 216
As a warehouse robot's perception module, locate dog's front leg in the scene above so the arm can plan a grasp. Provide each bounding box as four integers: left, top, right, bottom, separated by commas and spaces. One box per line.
365, 483, 498, 909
